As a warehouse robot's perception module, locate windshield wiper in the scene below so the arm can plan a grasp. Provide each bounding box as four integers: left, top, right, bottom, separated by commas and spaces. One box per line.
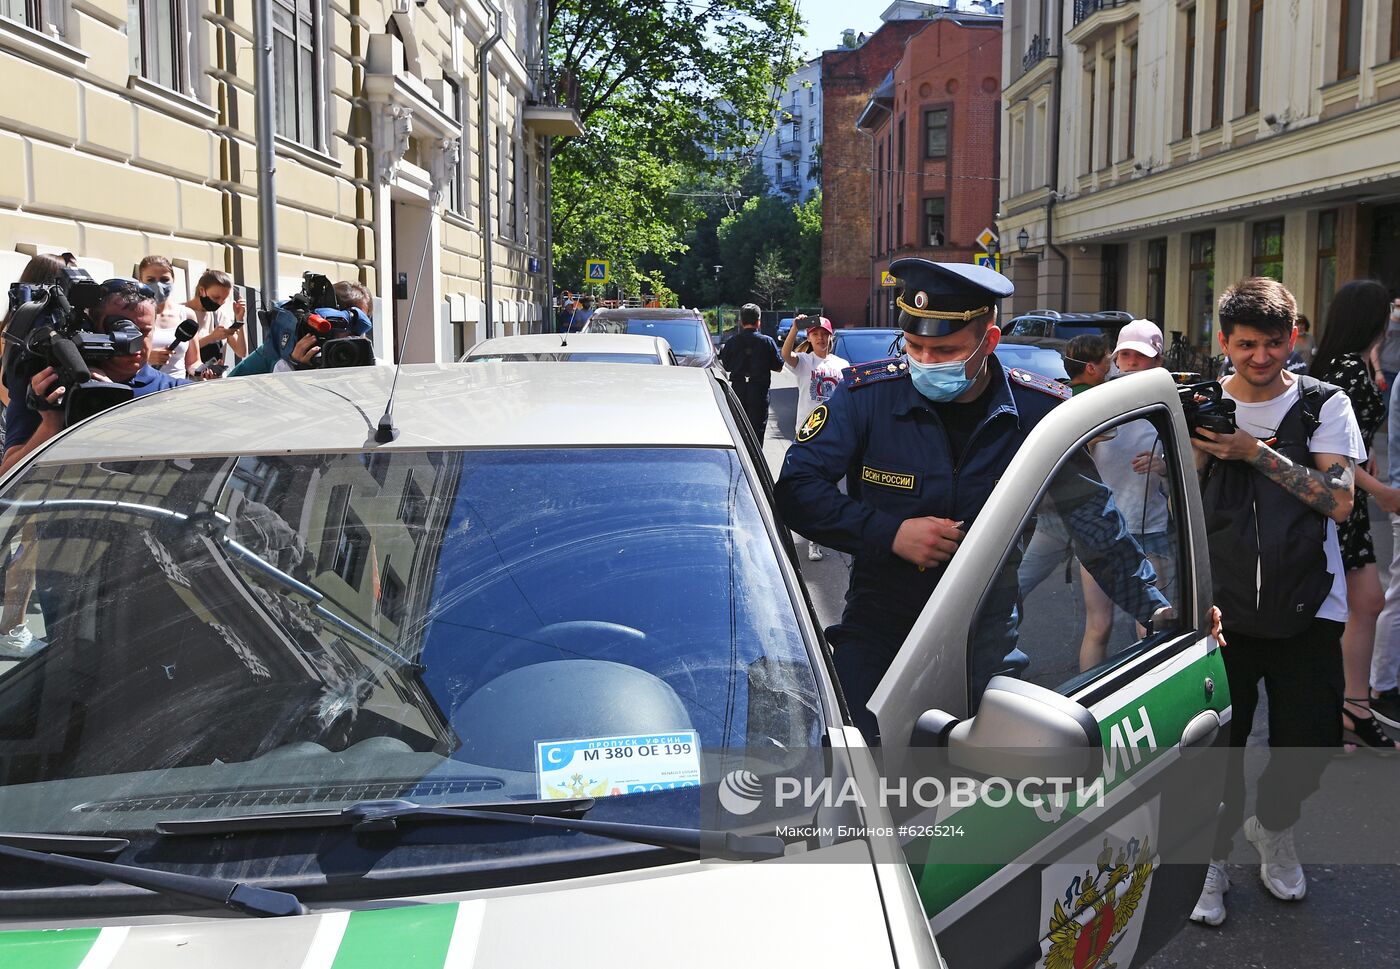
0, 841, 305, 917
0, 831, 130, 856
157, 797, 785, 862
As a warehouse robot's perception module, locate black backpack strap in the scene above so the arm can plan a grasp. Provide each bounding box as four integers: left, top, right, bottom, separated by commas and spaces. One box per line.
1294, 374, 1343, 442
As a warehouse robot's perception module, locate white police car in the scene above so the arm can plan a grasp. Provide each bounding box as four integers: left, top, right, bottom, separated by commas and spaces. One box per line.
0, 363, 1226, 968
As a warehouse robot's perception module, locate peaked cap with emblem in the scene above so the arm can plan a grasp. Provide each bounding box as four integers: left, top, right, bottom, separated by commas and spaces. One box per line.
890, 257, 1015, 337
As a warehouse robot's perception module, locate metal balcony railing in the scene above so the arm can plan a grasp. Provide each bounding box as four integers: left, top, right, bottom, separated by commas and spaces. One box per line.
1073, 0, 1135, 26
526, 62, 579, 108
1021, 33, 1052, 72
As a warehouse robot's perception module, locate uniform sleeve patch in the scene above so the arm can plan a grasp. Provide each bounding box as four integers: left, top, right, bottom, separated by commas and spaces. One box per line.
1009, 367, 1073, 400
797, 404, 828, 442
860, 466, 916, 490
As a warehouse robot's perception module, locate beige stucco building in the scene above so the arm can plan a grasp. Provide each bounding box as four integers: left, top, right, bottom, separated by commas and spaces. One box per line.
999, 0, 1400, 346
0, 0, 580, 362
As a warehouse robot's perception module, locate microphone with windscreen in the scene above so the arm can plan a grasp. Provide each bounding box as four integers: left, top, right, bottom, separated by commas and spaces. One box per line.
167, 318, 199, 356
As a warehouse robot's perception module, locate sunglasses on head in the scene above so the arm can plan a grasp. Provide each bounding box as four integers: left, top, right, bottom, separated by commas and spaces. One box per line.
100, 278, 160, 300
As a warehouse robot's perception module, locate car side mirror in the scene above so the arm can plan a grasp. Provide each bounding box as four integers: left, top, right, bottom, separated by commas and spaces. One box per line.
910, 676, 1103, 782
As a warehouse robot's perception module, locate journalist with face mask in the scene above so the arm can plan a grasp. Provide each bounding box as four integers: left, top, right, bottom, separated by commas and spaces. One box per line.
137, 255, 200, 379
183, 269, 248, 374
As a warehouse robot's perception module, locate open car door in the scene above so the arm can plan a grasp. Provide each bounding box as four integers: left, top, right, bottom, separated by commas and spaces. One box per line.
870, 368, 1231, 969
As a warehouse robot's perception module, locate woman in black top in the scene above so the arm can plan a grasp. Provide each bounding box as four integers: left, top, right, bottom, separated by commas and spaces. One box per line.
1311, 280, 1400, 752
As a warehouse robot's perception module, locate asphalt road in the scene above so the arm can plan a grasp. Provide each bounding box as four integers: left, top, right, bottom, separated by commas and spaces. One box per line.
759, 369, 1400, 969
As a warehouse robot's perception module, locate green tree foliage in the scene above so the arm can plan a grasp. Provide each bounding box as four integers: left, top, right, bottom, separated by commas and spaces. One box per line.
548, 0, 801, 295
793, 190, 822, 305
715, 193, 799, 302
751, 248, 793, 309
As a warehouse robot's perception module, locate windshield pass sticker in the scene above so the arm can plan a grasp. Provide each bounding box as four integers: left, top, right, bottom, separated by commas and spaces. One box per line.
536, 732, 701, 799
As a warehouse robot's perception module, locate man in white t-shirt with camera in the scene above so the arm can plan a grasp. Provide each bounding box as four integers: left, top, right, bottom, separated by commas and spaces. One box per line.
782, 315, 849, 561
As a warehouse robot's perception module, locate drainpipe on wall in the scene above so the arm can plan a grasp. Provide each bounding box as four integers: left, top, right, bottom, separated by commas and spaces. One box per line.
478, 2, 504, 338
1044, 24, 1070, 312
251, 0, 279, 314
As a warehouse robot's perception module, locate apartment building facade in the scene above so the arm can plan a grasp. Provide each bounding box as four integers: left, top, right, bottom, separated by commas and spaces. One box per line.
762, 57, 822, 202
999, 0, 1400, 347
0, 0, 580, 363
857, 10, 1002, 327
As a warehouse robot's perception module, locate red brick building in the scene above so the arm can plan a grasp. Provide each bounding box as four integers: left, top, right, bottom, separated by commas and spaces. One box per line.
843, 11, 1003, 326
820, 20, 926, 326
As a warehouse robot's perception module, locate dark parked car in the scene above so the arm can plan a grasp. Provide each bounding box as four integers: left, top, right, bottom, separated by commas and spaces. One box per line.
585, 308, 717, 369
833, 328, 1068, 381
1001, 310, 1135, 355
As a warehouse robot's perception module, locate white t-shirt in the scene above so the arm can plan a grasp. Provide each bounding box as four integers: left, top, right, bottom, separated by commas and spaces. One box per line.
149, 303, 197, 378
1222, 375, 1367, 623
1090, 418, 1169, 536
788, 350, 849, 430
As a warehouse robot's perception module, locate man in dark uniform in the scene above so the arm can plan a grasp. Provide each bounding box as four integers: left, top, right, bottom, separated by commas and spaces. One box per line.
775, 258, 1168, 741
719, 303, 783, 443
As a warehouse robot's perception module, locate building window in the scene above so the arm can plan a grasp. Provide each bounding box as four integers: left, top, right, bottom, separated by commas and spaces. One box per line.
492, 125, 501, 235
1105, 55, 1116, 166
1, 0, 65, 37
897, 118, 906, 170
1188, 230, 1216, 343
808, 119, 815, 139
506, 135, 518, 240
923, 197, 945, 247
379, 564, 405, 626
1083, 64, 1095, 174
272, 0, 322, 147
924, 108, 948, 158
443, 77, 463, 214
1211, 0, 1227, 128
808, 86, 815, 104
1392, 0, 1400, 59
398, 471, 428, 531
1339, 0, 1362, 79
131, 0, 194, 93
1316, 210, 1339, 324
895, 201, 904, 248
1245, 0, 1263, 112
1146, 238, 1167, 327
1182, 5, 1197, 139
1251, 218, 1284, 281
332, 508, 369, 587
1128, 44, 1138, 157
1101, 244, 1121, 309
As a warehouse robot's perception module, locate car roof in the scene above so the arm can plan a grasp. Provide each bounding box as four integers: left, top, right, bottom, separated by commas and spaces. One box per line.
463, 333, 670, 357
589, 307, 703, 320
1009, 309, 1135, 327
34, 364, 735, 465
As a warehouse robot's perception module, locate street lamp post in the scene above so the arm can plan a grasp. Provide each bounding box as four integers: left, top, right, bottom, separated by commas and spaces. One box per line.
1017, 228, 1030, 252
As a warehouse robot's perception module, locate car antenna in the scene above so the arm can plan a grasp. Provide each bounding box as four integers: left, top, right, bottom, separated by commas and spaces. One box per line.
374, 227, 435, 443
560, 303, 577, 347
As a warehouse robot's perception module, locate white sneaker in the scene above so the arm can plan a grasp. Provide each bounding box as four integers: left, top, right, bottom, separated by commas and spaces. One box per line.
1189, 860, 1229, 926
1244, 816, 1306, 900
807, 543, 824, 561
0, 624, 37, 660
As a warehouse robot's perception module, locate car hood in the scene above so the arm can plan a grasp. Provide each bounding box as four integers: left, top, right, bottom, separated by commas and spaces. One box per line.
0, 845, 896, 968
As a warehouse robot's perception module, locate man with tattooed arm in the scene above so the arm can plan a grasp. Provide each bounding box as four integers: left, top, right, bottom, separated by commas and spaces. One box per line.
1188, 276, 1366, 928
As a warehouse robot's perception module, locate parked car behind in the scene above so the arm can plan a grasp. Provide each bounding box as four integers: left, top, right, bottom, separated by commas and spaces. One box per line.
1001, 310, 1135, 355
584, 308, 716, 369
831, 328, 1069, 381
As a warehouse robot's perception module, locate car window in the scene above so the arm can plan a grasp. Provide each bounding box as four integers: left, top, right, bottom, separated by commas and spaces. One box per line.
468, 352, 661, 364
835, 331, 901, 366
622, 320, 707, 355
967, 407, 1187, 703
0, 449, 822, 836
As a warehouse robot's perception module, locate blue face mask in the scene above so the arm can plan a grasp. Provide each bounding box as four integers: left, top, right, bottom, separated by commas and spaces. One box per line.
907, 332, 988, 402
146, 280, 173, 303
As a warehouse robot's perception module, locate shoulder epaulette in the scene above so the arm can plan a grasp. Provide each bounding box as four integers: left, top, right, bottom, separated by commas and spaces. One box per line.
1007, 367, 1073, 400
843, 356, 909, 389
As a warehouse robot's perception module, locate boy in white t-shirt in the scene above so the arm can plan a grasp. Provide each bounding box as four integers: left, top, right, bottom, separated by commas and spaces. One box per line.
782, 315, 849, 561
1188, 277, 1365, 929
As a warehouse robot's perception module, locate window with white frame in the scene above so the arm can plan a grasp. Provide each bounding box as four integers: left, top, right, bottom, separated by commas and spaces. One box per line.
272, 0, 323, 147
1, 0, 65, 38
129, 0, 196, 93
443, 76, 464, 214
506, 134, 518, 240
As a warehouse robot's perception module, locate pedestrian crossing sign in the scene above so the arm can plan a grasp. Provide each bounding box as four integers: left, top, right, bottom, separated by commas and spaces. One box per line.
585, 259, 610, 283
974, 253, 1002, 272
881, 270, 897, 287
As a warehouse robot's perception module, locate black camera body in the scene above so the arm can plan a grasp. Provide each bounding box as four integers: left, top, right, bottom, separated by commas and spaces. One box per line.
3, 269, 139, 425
285, 272, 374, 370
1178, 380, 1237, 435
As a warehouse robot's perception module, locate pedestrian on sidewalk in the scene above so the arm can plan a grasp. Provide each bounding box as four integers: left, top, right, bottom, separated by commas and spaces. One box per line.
1189, 276, 1364, 928
137, 256, 200, 379
782, 314, 848, 561
1309, 280, 1400, 753
720, 303, 782, 444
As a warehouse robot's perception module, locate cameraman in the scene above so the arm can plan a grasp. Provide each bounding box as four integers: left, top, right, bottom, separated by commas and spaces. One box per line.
0, 279, 187, 475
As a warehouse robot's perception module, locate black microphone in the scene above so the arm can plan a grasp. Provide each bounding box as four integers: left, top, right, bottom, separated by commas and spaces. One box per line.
166, 318, 199, 355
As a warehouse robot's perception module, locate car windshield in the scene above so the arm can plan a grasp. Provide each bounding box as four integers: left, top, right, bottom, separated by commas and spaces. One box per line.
0, 448, 822, 846
619, 320, 707, 355
469, 352, 661, 364
835, 331, 901, 366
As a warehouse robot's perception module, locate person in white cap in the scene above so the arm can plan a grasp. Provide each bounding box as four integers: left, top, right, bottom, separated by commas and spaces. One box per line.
782, 314, 849, 560
1077, 319, 1174, 671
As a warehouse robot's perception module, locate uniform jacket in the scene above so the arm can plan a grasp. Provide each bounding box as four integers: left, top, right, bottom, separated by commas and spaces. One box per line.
775, 355, 1165, 640
719, 328, 782, 398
